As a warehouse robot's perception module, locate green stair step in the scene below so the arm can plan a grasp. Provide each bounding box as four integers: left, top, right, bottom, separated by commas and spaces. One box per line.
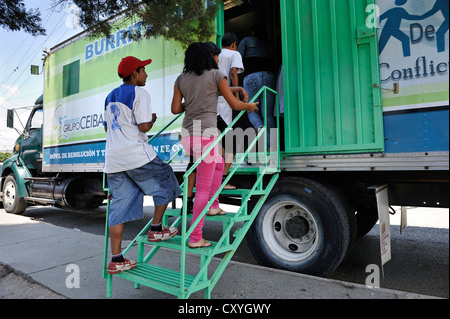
165, 209, 251, 222
136, 235, 235, 256
116, 263, 209, 296
220, 188, 268, 196
177, 188, 268, 196
233, 166, 279, 175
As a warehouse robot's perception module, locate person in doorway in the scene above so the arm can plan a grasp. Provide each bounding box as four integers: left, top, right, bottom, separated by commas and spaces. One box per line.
104, 56, 180, 274
216, 33, 245, 189
238, 23, 276, 148
171, 42, 258, 248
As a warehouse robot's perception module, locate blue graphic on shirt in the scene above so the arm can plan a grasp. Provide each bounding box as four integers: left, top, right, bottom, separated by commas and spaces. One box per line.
110, 104, 122, 130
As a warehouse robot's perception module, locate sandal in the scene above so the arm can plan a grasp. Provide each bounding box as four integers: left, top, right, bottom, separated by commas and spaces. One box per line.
208, 208, 227, 216
189, 238, 212, 248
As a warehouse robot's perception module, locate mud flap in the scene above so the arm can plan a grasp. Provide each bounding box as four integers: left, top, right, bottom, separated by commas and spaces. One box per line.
370, 184, 391, 277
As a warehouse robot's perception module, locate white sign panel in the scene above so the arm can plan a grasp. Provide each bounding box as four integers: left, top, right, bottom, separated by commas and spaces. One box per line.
376, 185, 391, 272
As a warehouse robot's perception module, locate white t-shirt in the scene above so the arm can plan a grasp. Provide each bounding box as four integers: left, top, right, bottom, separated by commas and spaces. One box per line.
103, 84, 157, 173
217, 48, 244, 125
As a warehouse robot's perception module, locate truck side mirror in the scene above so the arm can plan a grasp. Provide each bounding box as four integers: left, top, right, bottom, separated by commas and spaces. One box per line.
7, 109, 14, 128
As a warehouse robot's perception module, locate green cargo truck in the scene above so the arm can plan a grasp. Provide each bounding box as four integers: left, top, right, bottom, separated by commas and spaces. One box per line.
1, 0, 448, 277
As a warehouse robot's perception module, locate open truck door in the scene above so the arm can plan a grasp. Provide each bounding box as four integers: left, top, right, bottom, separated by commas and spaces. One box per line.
280, 0, 384, 155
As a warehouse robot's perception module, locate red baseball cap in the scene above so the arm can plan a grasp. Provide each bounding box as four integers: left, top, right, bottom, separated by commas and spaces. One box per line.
118, 56, 152, 78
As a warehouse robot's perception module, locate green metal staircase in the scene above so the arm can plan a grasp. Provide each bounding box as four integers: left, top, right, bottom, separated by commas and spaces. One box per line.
102, 86, 280, 299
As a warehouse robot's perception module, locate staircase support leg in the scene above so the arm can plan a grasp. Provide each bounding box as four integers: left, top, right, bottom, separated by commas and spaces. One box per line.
204, 287, 211, 299
106, 274, 113, 298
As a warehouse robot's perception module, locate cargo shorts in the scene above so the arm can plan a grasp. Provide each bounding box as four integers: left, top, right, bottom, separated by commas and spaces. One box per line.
106, 156, 181, 227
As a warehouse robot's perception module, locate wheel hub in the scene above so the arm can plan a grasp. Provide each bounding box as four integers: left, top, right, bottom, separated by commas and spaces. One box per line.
263, 201, 319, 260
3, 182, 15, 208
285, 215, 310, 239
281, 210, 316, 245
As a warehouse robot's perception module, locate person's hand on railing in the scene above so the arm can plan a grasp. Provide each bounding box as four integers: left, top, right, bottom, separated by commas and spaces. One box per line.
247, 102, 259, 113
220, 78, 260, 113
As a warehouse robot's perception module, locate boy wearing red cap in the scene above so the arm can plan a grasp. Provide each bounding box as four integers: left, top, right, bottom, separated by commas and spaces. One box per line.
103, 56, 180, 275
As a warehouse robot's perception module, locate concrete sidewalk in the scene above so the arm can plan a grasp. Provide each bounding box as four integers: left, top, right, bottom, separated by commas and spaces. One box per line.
0, 212, 437, 299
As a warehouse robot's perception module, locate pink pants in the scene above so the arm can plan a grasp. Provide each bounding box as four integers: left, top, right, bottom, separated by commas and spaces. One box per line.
181, 136, 224, 243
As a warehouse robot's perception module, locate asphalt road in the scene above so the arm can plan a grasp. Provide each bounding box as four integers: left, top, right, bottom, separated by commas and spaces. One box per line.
2, 199, 448, 298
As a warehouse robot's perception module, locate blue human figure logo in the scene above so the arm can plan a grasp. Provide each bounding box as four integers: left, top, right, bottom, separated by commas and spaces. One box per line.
110, 104, 122, 131
379, 0, 423, 57
419, 0, 449, 53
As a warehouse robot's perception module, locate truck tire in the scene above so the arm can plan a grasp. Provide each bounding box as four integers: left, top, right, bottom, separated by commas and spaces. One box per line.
2, 174, 27, 215
246, 177, 353, 277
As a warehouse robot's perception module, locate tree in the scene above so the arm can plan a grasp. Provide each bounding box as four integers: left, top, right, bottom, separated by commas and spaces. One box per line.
1, 0, 218, 48
0, 0, 46, 35
0, 152, 12, 162
54, 0, 219, 48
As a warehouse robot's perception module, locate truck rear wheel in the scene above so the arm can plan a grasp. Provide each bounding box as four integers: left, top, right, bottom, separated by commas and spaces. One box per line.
247, 177, 353, 277
2, 174, 27, 214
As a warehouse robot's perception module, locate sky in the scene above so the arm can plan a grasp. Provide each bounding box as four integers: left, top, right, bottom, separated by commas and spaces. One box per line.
0, 0, 83, 151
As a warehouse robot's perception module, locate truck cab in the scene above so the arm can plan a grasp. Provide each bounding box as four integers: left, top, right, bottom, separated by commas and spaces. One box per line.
1, 96, 43, 214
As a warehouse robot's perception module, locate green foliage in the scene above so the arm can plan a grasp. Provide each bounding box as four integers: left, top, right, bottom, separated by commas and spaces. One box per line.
0, 0, 46, 35
140, 0, 218, 47
0, 152, 12, 163
3, 0, 218, 47
60, 0, 218, 48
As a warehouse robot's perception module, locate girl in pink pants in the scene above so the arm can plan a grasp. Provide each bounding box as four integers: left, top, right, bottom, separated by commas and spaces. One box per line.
181, 136, 224, 244
172, 42, 258, 248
